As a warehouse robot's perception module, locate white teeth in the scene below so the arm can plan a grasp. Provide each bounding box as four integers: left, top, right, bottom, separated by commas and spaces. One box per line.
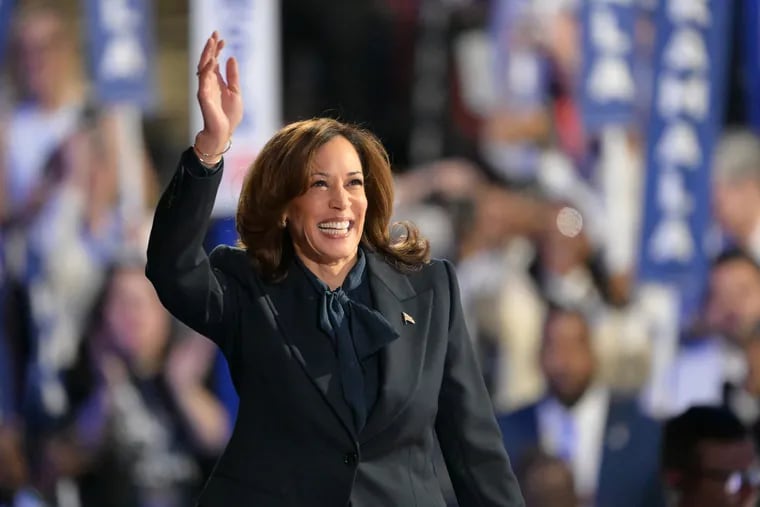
318, 221, 350, 230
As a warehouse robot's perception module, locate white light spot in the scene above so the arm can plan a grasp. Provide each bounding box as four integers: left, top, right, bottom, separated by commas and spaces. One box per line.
556, 207, 583, 237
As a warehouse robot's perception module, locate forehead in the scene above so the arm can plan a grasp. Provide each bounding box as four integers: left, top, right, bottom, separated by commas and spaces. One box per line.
17, 13, 64, 43
697, 439, 756, 469
310, 136, 362, 174
711, 259, 760, 285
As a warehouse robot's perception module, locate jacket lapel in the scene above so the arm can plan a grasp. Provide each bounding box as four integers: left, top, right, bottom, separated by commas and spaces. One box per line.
262, 265, 357, 439
361, 252, 433, 443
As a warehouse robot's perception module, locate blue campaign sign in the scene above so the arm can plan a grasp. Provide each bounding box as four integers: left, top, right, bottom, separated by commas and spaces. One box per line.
0, 0, 16, 69
489, 0, 548, 109
579, 0, 637, 132
638, 0, 732, 297
85, 0, 155, 108
745, 0, 760, 133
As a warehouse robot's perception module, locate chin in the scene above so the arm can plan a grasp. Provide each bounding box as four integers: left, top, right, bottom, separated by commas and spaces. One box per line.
318, 245, 359, 263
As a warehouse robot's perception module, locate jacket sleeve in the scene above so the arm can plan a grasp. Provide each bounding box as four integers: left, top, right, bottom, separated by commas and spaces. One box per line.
435, 260, 525, 507
145, 148, 241, 355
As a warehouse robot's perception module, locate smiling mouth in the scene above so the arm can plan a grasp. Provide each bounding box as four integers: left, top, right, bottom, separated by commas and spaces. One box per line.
317, 220, 353, 236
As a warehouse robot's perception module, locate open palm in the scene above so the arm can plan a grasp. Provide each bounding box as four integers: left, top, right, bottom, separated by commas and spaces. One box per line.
196, 32, 243, 152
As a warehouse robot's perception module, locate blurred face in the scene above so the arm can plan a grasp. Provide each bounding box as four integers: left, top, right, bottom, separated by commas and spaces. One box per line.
540, 312, 595, 406
286, 136, 367, 273
522, 460, 577, 507
706, 259, 760, 342
13, 11, 72, 103
105, 268, 171, 370
681, 439, 759, 507
713, 181, 760, 242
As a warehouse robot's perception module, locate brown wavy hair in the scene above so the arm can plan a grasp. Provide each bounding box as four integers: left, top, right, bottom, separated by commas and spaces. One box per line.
236, 118, 429, 281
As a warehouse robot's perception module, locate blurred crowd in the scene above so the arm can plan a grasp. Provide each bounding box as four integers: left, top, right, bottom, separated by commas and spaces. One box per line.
3, 0, 760, 506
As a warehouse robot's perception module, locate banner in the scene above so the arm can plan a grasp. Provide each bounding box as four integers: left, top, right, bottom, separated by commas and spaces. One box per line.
0, 0, 16, 70
85, 0, 156, 108
488, 0, 547, 110
190, 0, 281, 217
638, 0, 732, 311
745, 0, 760, 133
579, 0, 637, 132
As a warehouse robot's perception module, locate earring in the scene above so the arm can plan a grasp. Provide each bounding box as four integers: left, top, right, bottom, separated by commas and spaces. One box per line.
281, 218, 288, 228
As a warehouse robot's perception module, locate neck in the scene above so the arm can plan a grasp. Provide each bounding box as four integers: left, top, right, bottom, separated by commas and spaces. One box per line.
297, 250, 359, 290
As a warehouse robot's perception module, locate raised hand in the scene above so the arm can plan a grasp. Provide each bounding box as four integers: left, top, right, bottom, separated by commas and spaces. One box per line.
194, 31, 243, 164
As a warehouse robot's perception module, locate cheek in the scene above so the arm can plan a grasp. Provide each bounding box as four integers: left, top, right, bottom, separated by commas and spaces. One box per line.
354, 196, 368, 223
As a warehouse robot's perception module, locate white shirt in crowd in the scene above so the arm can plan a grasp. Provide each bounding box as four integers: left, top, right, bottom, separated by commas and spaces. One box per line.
537, 384, 609, 505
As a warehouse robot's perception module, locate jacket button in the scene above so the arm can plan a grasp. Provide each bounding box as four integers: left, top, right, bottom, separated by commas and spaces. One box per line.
343, 452, 358, 465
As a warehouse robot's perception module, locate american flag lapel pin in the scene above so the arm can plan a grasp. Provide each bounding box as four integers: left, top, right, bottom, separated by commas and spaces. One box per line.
402, 312, 415, 325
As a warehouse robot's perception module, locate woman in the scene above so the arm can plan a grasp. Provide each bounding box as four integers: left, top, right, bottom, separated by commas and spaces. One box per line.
52, 258, 228, 507
146, 32, 524, 506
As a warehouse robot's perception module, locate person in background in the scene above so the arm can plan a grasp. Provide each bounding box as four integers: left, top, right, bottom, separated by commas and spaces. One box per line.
712, 130, 760, 262
516, 448, 578, 507
497, 305, 664, 507
661, 405, 760, 507
659, 250, 760, 421
42, 257, 229, 507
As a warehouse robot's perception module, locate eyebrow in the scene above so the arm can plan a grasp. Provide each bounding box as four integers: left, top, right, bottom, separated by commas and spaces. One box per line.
310, 171, 363, 177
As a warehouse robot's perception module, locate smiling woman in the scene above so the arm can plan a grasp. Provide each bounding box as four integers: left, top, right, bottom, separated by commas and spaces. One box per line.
145, 31, 524, 507
235, 118, 428, 288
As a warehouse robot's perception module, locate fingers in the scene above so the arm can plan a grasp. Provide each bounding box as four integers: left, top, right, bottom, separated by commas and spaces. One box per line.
197, 31, 221, 78
226, 57, 240, 93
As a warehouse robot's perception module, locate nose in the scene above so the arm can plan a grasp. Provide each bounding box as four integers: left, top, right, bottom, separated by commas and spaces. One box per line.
329, 185, 349, 210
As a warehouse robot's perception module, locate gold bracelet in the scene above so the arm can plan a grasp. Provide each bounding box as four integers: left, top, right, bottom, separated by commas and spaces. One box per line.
193, 138, 232, 163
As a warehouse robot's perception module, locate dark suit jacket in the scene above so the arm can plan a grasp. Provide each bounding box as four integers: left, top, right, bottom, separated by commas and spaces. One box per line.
146, 151, 524, 507
496, 395, 664, 507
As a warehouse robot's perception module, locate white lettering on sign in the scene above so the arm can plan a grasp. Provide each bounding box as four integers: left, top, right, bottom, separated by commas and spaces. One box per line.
657, 74, 709, 119
98, 0, 145, 79
656, 121, 702, 168
667, 0, 711, 26
663, 28, 709, 72
588, 56, 636, 102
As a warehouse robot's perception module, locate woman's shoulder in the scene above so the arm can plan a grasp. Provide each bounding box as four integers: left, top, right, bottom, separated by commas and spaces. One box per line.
208, 245, 262, 286
371, 253, 453, 288
209, 244, 248, 265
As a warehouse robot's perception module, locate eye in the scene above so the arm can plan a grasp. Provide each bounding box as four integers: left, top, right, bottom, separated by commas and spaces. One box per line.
311, 180, 328, 188
348, 178, 364, 187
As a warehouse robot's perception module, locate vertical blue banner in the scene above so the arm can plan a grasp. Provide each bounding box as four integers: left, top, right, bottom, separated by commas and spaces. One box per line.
745, 0, 760, 133
638, 0, 732, 306
0, 0, 16, 69
580, 0, 637, 132
489, 0, 548, 109
85, 0, 155, 108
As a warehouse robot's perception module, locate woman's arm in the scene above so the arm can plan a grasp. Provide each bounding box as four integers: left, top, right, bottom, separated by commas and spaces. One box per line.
146, 32, 243, 350
435, 260, 525, 507
145, 148, 231, 341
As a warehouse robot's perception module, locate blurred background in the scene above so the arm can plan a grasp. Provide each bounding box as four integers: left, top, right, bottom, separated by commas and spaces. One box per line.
3, 0, 760, 505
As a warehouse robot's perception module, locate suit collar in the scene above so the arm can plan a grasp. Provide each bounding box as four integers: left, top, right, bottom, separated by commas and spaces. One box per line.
263, 252, 432, 443
361, 252, 432, 442
263, 263, 357, 438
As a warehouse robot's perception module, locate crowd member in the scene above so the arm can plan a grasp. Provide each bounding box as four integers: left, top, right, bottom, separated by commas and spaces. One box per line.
661, 405, 760, 507
44, 257, 228, 507
516, 449, 578, 507
497, 306, 664, 507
